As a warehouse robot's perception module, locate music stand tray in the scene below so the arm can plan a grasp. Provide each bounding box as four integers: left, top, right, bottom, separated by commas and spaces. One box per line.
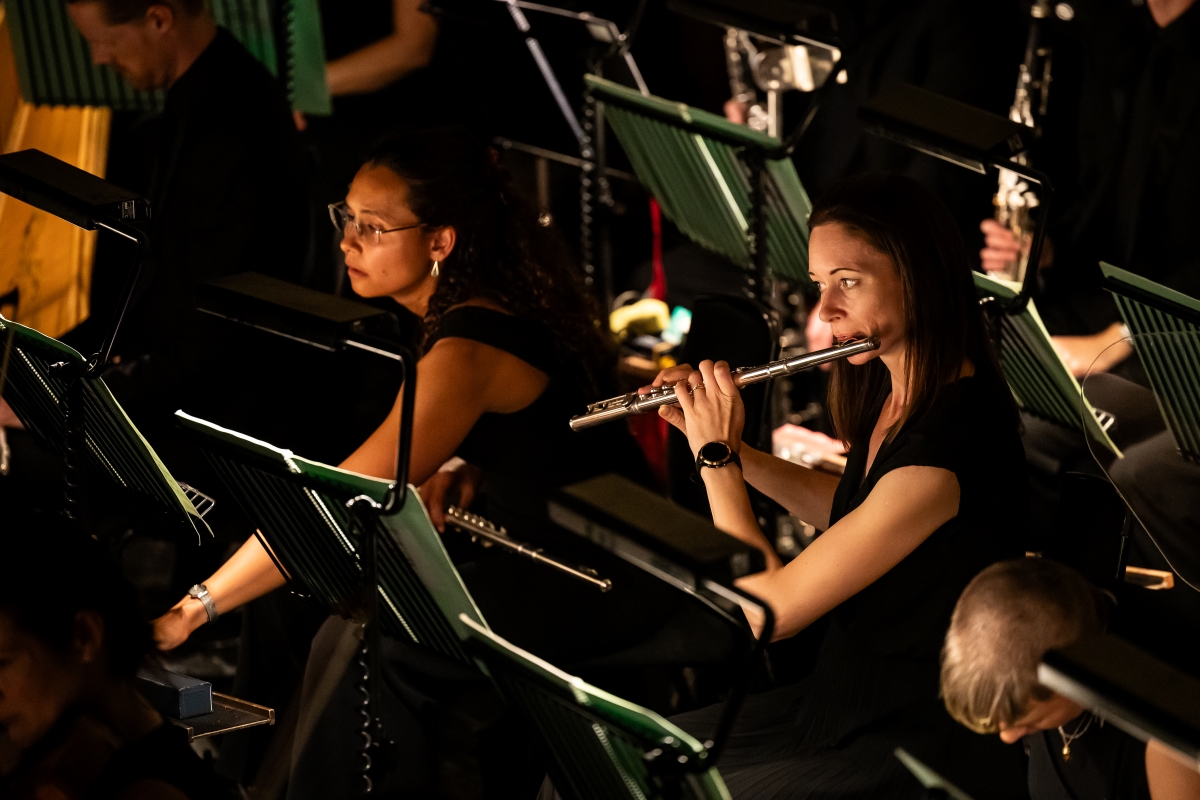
174, 411, 488, 663
0, 315, 208, 534
894, 748, 976, 800
974, 272, 1121, 457
1102, 262, 1200, 464
586, 74, 812, 284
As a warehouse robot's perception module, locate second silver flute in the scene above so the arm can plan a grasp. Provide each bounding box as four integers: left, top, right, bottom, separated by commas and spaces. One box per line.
570, 337, 881, 431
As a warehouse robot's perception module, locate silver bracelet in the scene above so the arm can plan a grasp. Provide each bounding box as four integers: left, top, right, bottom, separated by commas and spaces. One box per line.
187, 584, 219, 624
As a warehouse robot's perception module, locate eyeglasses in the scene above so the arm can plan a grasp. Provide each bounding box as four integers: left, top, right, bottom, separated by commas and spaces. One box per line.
328, 202, 423, 244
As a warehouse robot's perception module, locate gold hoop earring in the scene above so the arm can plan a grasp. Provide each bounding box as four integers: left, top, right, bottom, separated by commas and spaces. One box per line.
431, 260, 440, 278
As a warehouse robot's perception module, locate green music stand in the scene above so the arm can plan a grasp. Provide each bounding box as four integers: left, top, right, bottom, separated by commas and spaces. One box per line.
586, 74, 812, 287
1102, 263, 1200, 464
974, 272, 1121, 457
461, 614, 733, 800
175, 411, 488, 662
0, 315, 209, 534
3, 0, 330, 114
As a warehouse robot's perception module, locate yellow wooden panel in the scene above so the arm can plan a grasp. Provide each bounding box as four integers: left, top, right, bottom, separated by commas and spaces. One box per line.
0, 103, 111, 338
0, 6, 113, 339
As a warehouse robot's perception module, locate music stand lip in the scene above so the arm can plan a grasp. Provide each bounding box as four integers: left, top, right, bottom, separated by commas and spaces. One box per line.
1039, 634, 1200, 764
858, 83, 1052, 305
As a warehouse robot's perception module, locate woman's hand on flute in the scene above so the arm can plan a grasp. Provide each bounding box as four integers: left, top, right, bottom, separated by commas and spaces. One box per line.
673, 360, 745, 458
419, 459, 482, 532
646, 363, 694, 434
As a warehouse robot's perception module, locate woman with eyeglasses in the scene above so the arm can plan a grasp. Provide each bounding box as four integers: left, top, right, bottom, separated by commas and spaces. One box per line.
150, 127, 729, 797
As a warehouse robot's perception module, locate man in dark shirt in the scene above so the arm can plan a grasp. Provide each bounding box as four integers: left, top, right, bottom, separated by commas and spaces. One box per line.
66, 0, 311, 433
979, 0, 1200, 658
981, 0, 1200, 374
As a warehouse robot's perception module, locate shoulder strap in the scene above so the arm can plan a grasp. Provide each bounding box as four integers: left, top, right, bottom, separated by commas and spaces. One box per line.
426, 307, 559, 375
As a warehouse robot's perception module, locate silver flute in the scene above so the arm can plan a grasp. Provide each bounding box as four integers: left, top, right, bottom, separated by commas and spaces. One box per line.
570, 337, 881, 431
445, 505, 612, 592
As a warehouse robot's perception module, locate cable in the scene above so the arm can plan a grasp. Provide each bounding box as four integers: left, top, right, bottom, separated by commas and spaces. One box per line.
1077, 333, 1200, 594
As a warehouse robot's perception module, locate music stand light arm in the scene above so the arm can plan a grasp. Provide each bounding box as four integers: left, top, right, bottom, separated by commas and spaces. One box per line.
698, 580, 775, 765
89, 219, 149, 377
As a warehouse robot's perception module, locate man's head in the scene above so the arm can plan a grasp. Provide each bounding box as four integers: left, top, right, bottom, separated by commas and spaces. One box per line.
941, 558, 1108, 743
65, 0, 211, 90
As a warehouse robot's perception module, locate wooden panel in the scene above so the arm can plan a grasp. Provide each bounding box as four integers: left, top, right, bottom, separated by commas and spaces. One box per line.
0, 101, 110, 338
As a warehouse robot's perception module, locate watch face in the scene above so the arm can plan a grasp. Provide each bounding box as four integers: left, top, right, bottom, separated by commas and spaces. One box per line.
700, 441, 731, 464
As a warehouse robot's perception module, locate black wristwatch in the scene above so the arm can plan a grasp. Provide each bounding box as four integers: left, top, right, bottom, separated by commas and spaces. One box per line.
695, 441, 742, 474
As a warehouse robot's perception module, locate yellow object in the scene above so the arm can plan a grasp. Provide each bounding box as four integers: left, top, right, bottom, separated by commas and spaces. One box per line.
609, 297, 670, 338
0, 5, 111, 338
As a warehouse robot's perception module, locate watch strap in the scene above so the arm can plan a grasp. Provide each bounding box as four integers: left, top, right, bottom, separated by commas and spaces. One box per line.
695, 442, 742, 474
188, 584, 218, 624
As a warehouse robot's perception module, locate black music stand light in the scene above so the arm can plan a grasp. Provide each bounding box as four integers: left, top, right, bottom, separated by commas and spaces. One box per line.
859, 84, 1051, 305
0, 150, 214, 529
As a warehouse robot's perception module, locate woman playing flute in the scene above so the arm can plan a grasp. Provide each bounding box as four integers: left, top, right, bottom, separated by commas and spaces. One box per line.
653, 173, 1031, 800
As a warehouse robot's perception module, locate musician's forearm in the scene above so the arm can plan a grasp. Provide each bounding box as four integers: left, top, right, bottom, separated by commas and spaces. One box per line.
326, 27, 436, 96
702, 466, 784, 570
740, 446, 836, 529
198, 535, 288, 616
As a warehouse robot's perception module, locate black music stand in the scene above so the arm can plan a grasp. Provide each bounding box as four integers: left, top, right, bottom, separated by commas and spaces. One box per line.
550, 473, 772, 764
0, 150, 213, 528
1039, 634, 1200, 764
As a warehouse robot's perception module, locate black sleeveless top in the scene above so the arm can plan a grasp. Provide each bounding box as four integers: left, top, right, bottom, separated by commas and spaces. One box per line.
425, 306, 649, 540
800, 375, 1028, 742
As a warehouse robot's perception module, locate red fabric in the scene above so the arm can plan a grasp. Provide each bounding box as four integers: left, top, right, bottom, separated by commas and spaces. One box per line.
647, 198, 667, 301
628, 412, 669, 489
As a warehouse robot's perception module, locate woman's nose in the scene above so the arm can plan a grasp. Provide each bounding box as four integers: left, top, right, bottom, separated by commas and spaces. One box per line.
819, 292, 842, 322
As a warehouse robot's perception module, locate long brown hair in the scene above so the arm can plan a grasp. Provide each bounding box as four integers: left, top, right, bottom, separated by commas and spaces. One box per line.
365, 127, 616, 396
811, 173, 1013, 447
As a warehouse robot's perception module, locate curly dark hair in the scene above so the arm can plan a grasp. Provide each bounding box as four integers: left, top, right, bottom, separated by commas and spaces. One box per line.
364, 126, 617, 396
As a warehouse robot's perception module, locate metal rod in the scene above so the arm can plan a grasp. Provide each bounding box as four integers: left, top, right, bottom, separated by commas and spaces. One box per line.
570, 337, 881, 430
445, 506, 613, 592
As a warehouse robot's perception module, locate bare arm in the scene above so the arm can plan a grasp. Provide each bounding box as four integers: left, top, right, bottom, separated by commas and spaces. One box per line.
154, 335, 546, 649
1147, 739, 1200, 800
740, 444, 841, 529
325, 0, 438, 96
153, 534, 288, 650
737, 465, 960, 640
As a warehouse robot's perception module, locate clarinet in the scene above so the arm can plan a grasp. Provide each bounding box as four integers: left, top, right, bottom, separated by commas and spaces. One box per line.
994, 0, 1055, 283
570, 337, 880, 431
444, 506, 612, 592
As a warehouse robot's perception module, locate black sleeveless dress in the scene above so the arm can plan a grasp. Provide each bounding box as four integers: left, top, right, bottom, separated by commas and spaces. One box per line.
671, 376, 1031, 800
423, 306, 649, 540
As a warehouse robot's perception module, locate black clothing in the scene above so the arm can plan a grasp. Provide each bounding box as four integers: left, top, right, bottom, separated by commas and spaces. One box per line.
793, 0, 1020, 249
1040, 0, 1200, 335
1025, 716, 1150, 800
671, 376, 1030, 800
424, 306, 651, 540
91, 724, 234, 800
287, 307, 739, 799
86, 27, 310, 436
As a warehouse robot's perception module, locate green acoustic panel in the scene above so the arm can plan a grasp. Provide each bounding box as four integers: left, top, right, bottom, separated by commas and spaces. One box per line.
175, 412, 486, 661
587, 75, 811, 283
974, 273, 1121, 456
3, 0, 330, 114
1102, 263, 1200, 463
0, 316, 207, 535
462, 615, 732, 800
